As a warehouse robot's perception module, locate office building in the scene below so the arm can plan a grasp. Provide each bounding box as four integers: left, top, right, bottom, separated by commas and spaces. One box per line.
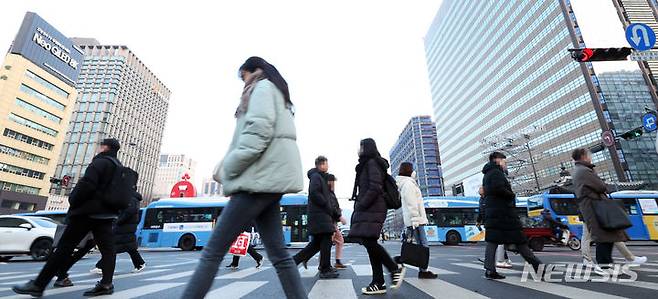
599, 70, 658, 189
201, 178, 222, 197
52, 39, 171, 204
0, 12, 81, 214
152, 154, 197, 199
424, 0, 626, 194
389, 116, 444, 197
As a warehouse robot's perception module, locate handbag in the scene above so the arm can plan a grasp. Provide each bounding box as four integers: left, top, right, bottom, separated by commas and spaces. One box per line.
229, 232, 252, 256
398, 228, 429, 269
592, 199, 632, 231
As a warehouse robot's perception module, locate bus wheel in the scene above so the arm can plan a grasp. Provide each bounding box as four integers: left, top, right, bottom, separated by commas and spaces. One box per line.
178, 234, 196, 251
529, 238, 544, 252
445, 231, 461, 246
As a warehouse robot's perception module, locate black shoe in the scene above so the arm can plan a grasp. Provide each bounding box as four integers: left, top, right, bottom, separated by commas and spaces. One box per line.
256, 258, 263, 269
334, 262, 347, 270
83, 283, 114, 297
394, 255, 402, 265
485, 270, 505, 280
361, 283, 387, 295
390, 266, 406, 289
54, 277, 74, 288
225, 264, 238, 270
319, 270, 340, 279
12, 280, 44, 297
418, 271, 438, 279
302, 260, 308, 270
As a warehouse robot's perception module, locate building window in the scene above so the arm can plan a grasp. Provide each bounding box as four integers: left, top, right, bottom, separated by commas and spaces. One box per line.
0, 144, 49, 165
15, 98, 62, 123
19, 84, 65, 111
25, 70, 69, 98
9, 113, 58, 137
0, 199, 37, 210
0, 162, 45, 180
3, 129, 54, 151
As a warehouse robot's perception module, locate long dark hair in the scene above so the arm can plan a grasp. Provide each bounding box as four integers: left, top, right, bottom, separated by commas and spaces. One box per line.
239, 56, 292, 106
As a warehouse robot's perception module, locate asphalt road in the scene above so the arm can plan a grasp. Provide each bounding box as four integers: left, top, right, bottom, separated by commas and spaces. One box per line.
1, 241, 657, 298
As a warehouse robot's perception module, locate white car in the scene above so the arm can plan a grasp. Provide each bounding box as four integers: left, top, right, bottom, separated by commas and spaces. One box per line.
0, 215, 57, 261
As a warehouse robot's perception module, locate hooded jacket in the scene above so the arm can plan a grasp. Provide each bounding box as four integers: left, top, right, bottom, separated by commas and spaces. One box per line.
349, 157, 389, 239
396, 175, 428, 228
307, 168, 337, 235
481, 161, 526, 244
67, 150, 121, 218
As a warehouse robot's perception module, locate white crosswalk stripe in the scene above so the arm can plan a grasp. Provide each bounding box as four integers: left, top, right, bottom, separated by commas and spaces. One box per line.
406, 278, 489, 299
0, 285, 94, 299
151, 260, 198, 268
143, 271, 195, 281
0, 271, 96, 286
206, 281, 268, 298
308, 279, 357, 299
0, 274, 38, 282
95, 283, 184, 299
215, 267, 270, 280
0, 273, 22, 277
76, 269, 170, 283
299, 267, 319, 278
350, 264, 372, 276
403, 265, 459, 275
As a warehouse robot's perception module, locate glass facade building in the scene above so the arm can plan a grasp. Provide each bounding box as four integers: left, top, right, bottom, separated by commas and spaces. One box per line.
52, 39, 170, 203
389, 116, 444, 197
424, 0, 621, 194
599, 70, 658, 189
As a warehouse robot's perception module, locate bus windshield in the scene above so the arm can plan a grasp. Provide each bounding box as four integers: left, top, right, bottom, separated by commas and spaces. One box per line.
549, 198, 580, 215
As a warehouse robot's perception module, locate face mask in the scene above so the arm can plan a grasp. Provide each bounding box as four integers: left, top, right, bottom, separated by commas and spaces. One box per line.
411, 171, 417, 180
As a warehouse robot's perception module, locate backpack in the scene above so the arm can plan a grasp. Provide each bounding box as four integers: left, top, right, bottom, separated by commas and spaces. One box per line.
101, 157, 138, 210
382, 173, 402, 209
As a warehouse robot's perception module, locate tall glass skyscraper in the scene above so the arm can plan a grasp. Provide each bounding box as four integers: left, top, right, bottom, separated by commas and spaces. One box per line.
51, 39, 170, 203
599, 70, 658, 189
389, 116, 444, 197
424, 0, 623, 194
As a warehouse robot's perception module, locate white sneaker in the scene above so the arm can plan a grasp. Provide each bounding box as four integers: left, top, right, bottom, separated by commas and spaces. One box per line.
582, 258, 594, 266
132, 264, 146, 273
496, 261, 513, 269
592, 265, 608, 276
627, 256, 648, 265
89, 267, 103, 275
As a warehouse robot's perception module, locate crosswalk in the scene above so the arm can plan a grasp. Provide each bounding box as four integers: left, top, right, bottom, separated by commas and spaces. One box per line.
1, 260, 658, 298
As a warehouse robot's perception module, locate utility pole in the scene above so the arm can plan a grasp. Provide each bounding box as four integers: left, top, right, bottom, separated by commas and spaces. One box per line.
524, 134, 541, 192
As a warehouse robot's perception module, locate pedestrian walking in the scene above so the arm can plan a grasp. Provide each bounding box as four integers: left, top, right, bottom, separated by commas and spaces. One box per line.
55, 191, 146, 287
292, 156, 340, 279
13, 138, 127, 297
571, 148, 632, 271
476, 186, 513, 269
226, 222, 263, 270
182, 56, 306, 299
396, 162, 437, 279
481, 152, 542, 280
349, 138, 405, 295
327, 174, 348, 270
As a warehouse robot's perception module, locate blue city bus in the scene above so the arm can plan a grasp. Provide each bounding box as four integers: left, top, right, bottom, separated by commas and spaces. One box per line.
423, 196, 528, 245
138, 194, 309, 250
527, 190, 658, 241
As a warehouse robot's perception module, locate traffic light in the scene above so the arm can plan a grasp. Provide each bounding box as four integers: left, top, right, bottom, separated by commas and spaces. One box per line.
49, 177, 62, 185
569, 47, 632, 62
62, 175, 71, 187
620, 127, 644, 140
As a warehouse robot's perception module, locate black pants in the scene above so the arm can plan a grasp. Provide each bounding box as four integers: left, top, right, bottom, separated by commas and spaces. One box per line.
596, 242, 614, 265
484, 242, 541, 272
361, 237, 398, 285
94, 247, 145, 269
57, 239, 96, 279
35, 217, 115, 288
293, 233, 333, 272
230, 245, 262, 266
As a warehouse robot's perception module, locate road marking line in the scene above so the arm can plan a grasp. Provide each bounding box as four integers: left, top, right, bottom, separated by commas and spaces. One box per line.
0, 272, 96, 286
635, 268, 658, 273
608, 280, 658, 291
298, 267, 318, 278
144, 271, 194, 281
152, 260, 198, 268
77, 269, 170, 283
0, 273, 22, 277
308, 279, 357, 299
95, 283, 184, 299
0, 274, 38, 282
215, 267, 270, 280
206, 281, 267, 298
0, 285, 93, 299
403, 265, 458, 275
350, 265, 372, 276
406, 278, 489, 299
453, 263, 521, 275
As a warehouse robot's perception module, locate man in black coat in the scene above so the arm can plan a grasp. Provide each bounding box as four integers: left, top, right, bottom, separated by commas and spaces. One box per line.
292, 156, 339, 279
482, 152, 542, 280
13, 138, 123, 297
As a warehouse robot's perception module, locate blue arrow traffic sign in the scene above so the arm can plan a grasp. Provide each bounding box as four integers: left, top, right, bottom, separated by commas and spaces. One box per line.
626, 23, 656, 51
642, 112, 657, 132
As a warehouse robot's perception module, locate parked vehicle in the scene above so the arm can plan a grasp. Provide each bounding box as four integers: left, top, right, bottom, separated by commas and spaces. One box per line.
0, 215, 57, 261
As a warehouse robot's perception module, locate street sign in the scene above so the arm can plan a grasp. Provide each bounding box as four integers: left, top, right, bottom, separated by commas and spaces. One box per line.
643, 112, 658, 132
626, 23, 656, 51
602, 130, 615, 147
630, 50, 658, 61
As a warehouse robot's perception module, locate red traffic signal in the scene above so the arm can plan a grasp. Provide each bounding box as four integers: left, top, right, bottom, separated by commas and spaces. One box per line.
569, 47, 632, 62
62, 175, 71, 187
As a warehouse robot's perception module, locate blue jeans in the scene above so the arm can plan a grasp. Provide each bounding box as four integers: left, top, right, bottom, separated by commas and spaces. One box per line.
405, 226, 429, 271
181, 193, 307, 299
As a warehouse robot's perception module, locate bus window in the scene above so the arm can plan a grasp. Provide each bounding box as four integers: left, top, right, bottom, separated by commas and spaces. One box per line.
549, 198, 580, 215
638, 198, 658, 215
425, 208, 440, 225
436, 208, 477, 226
143, 208, 215, 229
620, 199, 640, 216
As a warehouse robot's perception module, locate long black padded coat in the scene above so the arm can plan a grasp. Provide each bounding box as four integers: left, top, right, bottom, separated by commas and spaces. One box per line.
349, 158, 389, 239
481, 161, 527, 244
307, 168, 338, 235
114, 192, 142, 253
